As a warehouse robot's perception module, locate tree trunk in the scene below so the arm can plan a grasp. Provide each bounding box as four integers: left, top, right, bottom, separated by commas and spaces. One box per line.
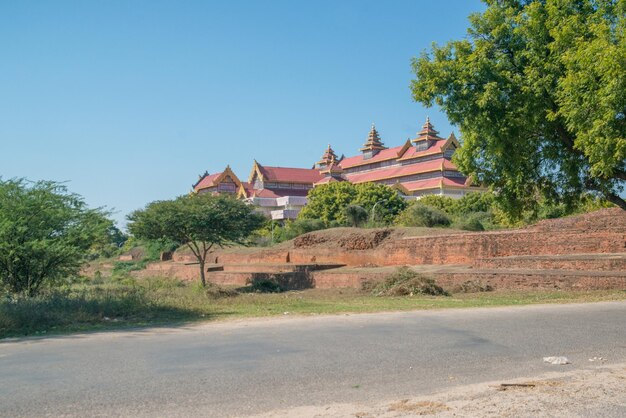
199, 259, 206, 287
605, 192, 626, 211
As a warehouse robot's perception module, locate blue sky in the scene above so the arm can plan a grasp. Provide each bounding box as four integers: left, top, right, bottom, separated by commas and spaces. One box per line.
0, 0, 485, 226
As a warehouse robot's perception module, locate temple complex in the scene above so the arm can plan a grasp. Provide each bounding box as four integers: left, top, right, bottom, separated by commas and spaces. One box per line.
192, 118, 484, 219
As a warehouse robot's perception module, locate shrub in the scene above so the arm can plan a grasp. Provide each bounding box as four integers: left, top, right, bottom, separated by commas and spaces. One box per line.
417, 195, 457, 213
453, 212, 486, 231
344, 205, 368, 227
395, 203, 451, 227
370, 267, 448, 296
246, 277, 283, 293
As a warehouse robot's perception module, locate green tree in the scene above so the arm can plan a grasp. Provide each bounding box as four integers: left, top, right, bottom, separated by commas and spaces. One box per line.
411, 0, 626, 217
127, 193, 264, 287
343, 205, 368, 227
0, 179, 112, 296
353, 183, 408, 223
298, 182, 358, 224
299, 182, 407, 225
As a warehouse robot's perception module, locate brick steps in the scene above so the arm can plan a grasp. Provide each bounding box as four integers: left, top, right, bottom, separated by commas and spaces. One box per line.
311, 265, 626, 291
219, 263, 344, 273
473, 253, 626, 271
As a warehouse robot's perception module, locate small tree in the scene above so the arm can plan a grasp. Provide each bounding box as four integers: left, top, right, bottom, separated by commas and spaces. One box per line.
127, 193, 264, 287
0, 179, 112, 296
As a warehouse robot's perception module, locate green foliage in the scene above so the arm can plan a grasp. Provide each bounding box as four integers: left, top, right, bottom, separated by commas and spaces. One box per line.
353, 183, 408, 223
416, 195, 457, 213
368, 267, 449, 296
344, 205, 368, 227
453, 212, 486, 231
245, 278, 283, 293
128, 193, 265, 286
299, 182, 407, 225
298, 182, 358, 224
0, 179, 112, 296
395, 203, 451, 227
88, 225, 129, 260
411, 0, 626, 215
254, 218, 327, 245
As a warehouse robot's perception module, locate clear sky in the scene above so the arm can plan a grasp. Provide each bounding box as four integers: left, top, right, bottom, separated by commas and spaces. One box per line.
0, 0, 485, 227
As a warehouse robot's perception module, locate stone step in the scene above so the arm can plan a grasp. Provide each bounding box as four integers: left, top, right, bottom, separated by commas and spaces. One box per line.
310, 266, 626, 291
473, 253, 626, 271
220, 263, 344, 273
206, 271, 314, 290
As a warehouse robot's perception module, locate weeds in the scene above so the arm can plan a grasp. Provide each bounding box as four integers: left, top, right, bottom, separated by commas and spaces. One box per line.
368, 267, 449, 296
453, 280, 494, 293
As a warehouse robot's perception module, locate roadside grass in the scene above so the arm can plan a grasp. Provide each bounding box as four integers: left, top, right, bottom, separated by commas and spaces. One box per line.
1, 275, 625, 339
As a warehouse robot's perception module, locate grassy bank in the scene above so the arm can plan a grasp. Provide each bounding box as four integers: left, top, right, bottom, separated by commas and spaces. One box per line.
1, 275, 625, 339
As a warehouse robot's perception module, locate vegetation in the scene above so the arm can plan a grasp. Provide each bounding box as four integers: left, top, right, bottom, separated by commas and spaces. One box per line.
366, 267, 449, 296
253, 218, 327, 245
299, 182, 407, 225
0, 179, 113, 296
128, 193, 264, 287
411, 0, 626, 217
2, 274, 624, 339
395, 203, 452, 228
344, 205, 368, 227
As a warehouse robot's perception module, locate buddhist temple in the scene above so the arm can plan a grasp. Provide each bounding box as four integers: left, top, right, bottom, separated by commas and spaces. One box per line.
193, 118, 484, 219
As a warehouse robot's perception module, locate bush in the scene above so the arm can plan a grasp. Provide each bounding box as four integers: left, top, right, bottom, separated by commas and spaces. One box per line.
395, 203, 451, 227
369, 267, 449, 296
417, 195, 457, 213
245, 277, 283, 293
344, 205, 368, 227
453, 212, 486, 231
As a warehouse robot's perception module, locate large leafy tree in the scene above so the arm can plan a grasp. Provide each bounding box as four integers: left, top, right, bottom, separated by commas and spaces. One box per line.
0, 179, 112, 296
127, 193, 264, 287
411, 0, 626, 216
299, 182, 407, 224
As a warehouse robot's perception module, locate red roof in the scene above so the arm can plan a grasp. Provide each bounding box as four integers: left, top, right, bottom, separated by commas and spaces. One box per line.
398, 140, 446, 161
252, 188, 310, 198
258, 165, 324, 184
314, 176, 345, 185
345, 158, 457, 183
401, 177, 468, 191
194, 172, 221, 190
339, 145, 406, 169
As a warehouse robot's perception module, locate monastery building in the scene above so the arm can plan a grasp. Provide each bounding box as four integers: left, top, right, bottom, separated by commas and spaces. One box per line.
192, 118, 484, 220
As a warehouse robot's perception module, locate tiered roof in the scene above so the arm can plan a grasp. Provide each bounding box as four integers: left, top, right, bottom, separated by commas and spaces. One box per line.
315, 144, 339, 168
413, 116, 444, 143
345, 158, 456, 184
360, 124, 387, 152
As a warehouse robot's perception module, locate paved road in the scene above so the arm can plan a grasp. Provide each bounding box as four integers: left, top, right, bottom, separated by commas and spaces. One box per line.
2, 302, 626, 417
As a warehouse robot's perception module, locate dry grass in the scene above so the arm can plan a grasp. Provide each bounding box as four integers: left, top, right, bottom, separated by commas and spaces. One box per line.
2, 275, 625, 339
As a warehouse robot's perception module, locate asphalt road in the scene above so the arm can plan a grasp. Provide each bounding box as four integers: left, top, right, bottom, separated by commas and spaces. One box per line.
2, 301, 626, 417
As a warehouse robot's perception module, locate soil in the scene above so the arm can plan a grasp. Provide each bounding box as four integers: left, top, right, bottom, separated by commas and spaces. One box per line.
252, 362, 626, 417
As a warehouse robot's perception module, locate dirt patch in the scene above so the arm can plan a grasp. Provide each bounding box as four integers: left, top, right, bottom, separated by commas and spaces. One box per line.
388, 400, 450, 414
251, 363, 626, 417
338, 230, 392, 250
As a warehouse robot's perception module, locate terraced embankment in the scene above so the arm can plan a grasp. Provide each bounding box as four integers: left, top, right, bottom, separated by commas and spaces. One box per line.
134, 208, 626, 291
